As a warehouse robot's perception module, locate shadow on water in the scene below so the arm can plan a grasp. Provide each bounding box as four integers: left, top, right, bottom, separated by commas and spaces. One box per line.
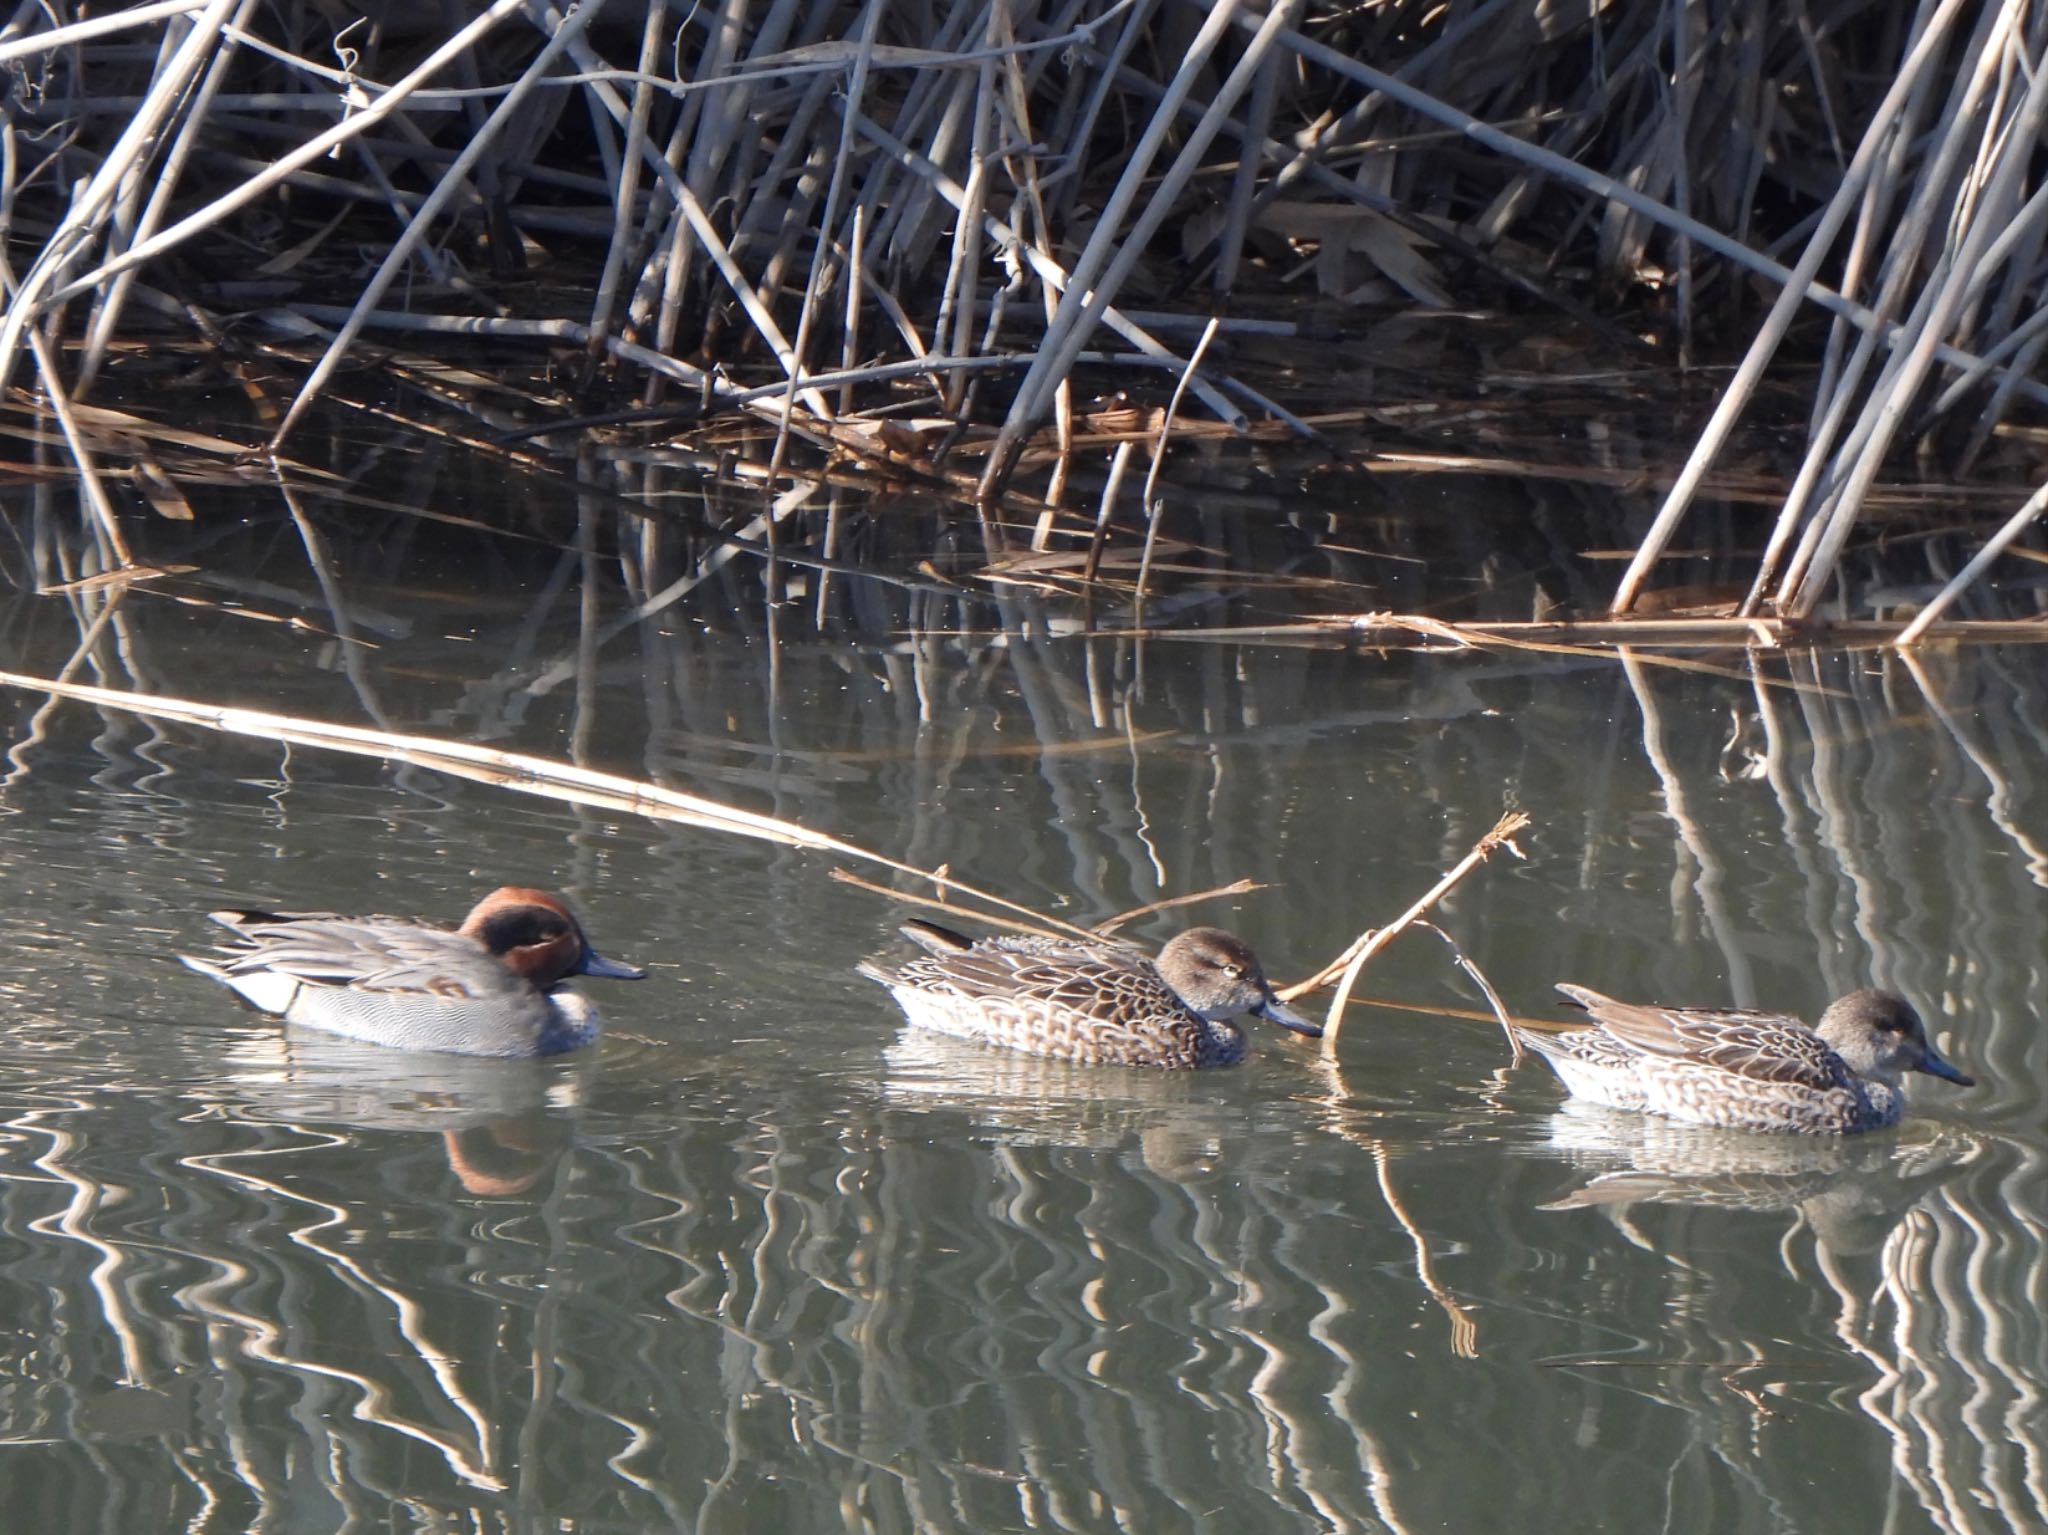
0, 437, 2045, 1532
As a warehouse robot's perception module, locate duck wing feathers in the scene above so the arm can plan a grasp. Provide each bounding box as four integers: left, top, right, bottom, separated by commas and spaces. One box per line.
1556, 985, 1854, 1092
204, 911, 527, 999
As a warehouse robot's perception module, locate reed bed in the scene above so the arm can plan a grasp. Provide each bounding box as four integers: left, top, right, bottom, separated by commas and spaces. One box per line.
3, 1, 2047, 624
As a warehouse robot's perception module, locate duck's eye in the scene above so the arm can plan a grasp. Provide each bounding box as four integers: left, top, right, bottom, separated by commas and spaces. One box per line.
1223, 964, 1245, 979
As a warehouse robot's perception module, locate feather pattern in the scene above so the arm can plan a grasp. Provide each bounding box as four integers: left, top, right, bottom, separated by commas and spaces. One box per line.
859, 921, 1320, 1069
1516, 983, 1973, 1135
180, 887, 643, 1057
198, 912, 536, 1000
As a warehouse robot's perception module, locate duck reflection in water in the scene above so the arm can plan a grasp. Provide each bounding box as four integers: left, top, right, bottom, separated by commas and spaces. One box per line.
1532, 1100, 1974, 1256
203, 1026, 588, 1197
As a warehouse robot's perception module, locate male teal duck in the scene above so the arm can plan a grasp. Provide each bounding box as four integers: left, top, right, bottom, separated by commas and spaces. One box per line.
180, 886, 645, 1058
858, 921, 1321, 1068
1514, 983, 1972, 1135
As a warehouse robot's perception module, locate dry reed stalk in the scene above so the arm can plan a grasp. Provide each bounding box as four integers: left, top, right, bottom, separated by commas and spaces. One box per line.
1315, 994, 1557, 1030
1779, 45, 2048, 616
0, 668, 1093, 942
25, 3, 529, 320
0, 0, 210, 62
1091, 878, 1267, 935
981, 0, 1304, 494
1610, 0, 1976, 617
1281, 810, 1530, 1048
1761, 11, 2037, 605
1138, 611, 2048, 652
827, 867, 1106, 944
76, 0, 261, 394
7, 298, 132, 568
770, 0, 886, 481
1133, 315, 1221, 607
849, 111, 1247, 428
1081, 439, 1137, 584
552, 28, 839, 425
830, 869, 1276, 946
1409, 920, 1519, 1062
1273, 3, 2048, 490
1895, 480, 2048, 645
1756, 9, 2048, 616
0, 0, 243, 393
584, 2, 672, 357
8, 0, 2048, 632
266, 3, 606, 448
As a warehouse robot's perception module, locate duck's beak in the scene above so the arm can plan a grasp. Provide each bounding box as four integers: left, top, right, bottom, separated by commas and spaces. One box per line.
1259, 994, 1323, 1039
576, 947, 648, 980
1917, 1042, 1973, 1086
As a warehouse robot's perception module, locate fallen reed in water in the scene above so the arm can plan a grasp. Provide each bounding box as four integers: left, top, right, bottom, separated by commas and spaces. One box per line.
0, 666, 1530, 1050
5, 1, 2047, 621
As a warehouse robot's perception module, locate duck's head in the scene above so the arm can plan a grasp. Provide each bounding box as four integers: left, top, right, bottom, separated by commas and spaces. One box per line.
1156, 928, 1322, 1039
1818, 989, 1972, 1087
460, 887, 647, 989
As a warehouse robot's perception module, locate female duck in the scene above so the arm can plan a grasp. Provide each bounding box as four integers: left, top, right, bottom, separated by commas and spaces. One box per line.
180, 886, 645, 1058
859, 920, 1321, 1068
1516, 983, 1972, 1135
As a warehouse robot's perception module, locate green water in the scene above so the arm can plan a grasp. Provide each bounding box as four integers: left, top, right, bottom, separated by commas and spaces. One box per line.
0, 466, 2040, 1534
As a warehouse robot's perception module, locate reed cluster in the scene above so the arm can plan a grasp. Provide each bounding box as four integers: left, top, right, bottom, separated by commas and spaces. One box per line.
3, 1, 2044, 618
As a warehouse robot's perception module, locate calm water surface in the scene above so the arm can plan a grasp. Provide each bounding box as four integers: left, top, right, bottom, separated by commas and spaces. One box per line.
2, 463, 2044, 1534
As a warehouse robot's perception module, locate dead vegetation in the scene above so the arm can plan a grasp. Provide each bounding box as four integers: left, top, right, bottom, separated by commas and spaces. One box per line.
3, 1, 2047, 632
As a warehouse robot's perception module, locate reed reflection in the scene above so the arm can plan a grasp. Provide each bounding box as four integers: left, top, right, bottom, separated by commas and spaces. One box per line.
2, 491, 2048, 1534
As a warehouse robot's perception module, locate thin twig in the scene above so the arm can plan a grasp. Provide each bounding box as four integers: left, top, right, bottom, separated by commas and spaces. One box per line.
1284, 811, 1531, 1049
1093, 878, 1266, 936
1081, 439, 1137, 586
827, 867, 1100, 944
1410, 920, 1521, 1062
1895, 478, 2048, 645
1134, 314, 1221, 609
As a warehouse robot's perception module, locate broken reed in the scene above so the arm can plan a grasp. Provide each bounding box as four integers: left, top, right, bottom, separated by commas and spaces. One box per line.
5, 0, 2047, 616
